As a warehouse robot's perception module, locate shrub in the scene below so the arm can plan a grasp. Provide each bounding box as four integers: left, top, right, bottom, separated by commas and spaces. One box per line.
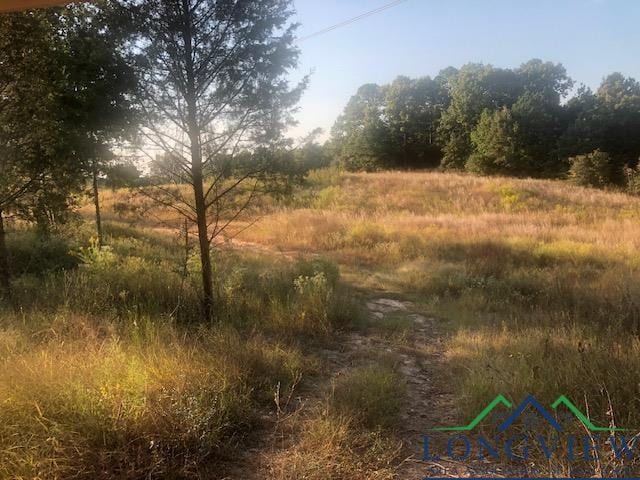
294, 272, 332, 334
6, 232, 78, 276
569, 150, 616, 187
624, 164, 640, 195
467, 108, 528, 176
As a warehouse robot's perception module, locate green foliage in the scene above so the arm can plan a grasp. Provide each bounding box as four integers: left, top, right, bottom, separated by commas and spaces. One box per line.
560, 74, 640, 182
0, 11, 86, 222
467, 108, 525, 175
293, 129, 332, 172
332, 75, 449, 171
333, 59, 586, 176
438, 63, 524, 169
330, 59, 640, 187
441, 60, 572, 175
569, 150, 616, 188
61, 2, 138, 181
466, 93, 564, 177
0, 5, 136, 226
384, 75, 448, 167
332, 84, 392, 171
6, 233, 79, 276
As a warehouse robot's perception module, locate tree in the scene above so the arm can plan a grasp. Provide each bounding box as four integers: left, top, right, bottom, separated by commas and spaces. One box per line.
293, 128, 331, 172
561, 74, 640, 181
385, 75, 449, 168
59, 2, 138, 248
436, 60, 573, 172
438, 64, 523, 169
332, 83, 391, 170
122, 0, 304, 322
516, 59, 573, 105
105, 160, 142, 188
0, 10, 85, 300
335, 107, 394, 171
467, 107, 525, 175
569, 150, 615, 188
332, 74, 451, 171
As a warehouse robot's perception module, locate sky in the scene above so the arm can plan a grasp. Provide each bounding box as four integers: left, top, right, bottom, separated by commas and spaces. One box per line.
288, 0, 640, 140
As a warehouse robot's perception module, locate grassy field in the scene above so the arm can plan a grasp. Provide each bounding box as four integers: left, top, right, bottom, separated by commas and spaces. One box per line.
238, 169, 640, 473
3, 168, 640, 477
1, 220, 403, 478
244, 172, 640, 378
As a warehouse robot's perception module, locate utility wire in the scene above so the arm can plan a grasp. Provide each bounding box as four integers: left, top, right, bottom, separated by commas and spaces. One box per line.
296, 0, 410, 43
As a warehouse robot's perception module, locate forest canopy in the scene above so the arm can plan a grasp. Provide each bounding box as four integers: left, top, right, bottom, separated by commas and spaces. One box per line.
331, 59, 640, 186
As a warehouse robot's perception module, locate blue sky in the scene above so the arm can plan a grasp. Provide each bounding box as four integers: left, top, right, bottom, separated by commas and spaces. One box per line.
288, 0, 640, 139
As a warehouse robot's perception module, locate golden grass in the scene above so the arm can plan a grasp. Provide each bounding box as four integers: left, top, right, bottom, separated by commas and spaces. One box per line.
77, 168, 640, 475
262, 364, 404, 480
0, 219, 367, 478
0, 317, 309, 478
233, 170, 640, 455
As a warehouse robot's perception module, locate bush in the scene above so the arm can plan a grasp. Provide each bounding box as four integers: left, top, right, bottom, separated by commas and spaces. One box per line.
569, 150, 616, 187
6, 232, 79, 276
624, 164, 640, 195
467, 108, 528, 176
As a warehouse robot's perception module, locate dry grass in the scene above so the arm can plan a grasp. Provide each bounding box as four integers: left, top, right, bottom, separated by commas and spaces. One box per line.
264, 414, 399, 480
234, 169, 640, 469
0, 218, 367, 478
0, 317, 309, 478
262, 364, 404, 480
70, 168, 640, 475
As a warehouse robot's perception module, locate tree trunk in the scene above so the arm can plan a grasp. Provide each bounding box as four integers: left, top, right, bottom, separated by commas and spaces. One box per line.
192, 162, 215, 323
0, 210, 12, 302
182, 0, 214, 322
92, 158, 103, 249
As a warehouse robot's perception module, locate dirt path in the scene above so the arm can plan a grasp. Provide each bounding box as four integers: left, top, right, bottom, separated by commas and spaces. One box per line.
364, 297, 477, 479
223, 292, 489, 479
138, 224, 488, 477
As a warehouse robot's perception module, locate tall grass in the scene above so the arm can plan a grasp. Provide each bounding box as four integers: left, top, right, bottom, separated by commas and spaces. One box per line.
36, 168, 640, 475
0, 316, 312, 478
228, 170, 640, 472
0, 218, 364, 478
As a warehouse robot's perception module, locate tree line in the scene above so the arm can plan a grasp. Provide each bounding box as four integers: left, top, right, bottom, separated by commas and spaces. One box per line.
330, 60, 640, 188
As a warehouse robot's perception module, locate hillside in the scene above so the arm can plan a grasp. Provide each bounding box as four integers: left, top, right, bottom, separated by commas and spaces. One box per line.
4, 169, 640, 478
243, 170, 640, 432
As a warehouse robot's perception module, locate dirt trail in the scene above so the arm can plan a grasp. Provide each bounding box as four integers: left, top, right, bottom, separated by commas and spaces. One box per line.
364, 297, 479, 479
225, 291, 488, 479
144, 224, 487, 478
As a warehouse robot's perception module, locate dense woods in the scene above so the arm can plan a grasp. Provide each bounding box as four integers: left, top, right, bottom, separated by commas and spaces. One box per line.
331, 60, 640, 188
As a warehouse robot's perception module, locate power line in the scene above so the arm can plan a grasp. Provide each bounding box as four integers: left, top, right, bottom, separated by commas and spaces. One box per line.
296, 0, 410, 43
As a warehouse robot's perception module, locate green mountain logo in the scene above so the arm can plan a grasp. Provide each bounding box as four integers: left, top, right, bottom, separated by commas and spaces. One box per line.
432, 394, 627, 432
431, 394, 512, 432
